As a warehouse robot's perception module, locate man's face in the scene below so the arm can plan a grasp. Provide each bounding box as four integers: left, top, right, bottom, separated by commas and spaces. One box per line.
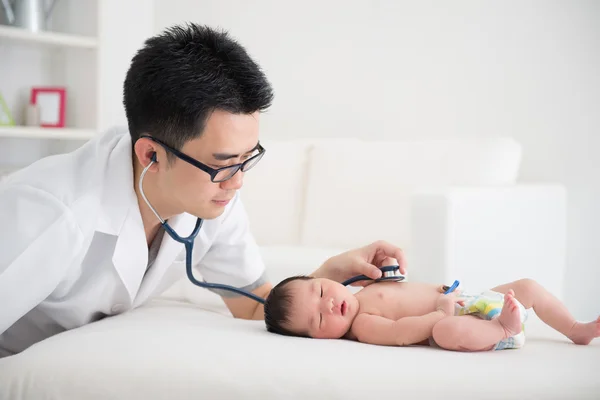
285, 278, 360, 339
162, 109, 261, 220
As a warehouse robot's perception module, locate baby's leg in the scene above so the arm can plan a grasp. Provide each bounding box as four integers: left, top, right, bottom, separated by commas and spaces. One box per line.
491, 279, 599, 345
432, 291, 522, 352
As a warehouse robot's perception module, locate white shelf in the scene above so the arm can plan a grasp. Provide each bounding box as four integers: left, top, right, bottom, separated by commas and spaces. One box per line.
0, 126, 96, 140
0, 25, 97, 49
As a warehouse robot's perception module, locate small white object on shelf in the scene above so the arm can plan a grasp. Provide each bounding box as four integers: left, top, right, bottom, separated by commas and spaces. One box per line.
0, 126, 96, 140
25, 103, 40, 126
0, 25, 97, 49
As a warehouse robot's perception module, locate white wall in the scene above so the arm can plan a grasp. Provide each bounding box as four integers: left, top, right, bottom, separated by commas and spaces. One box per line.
155, 0, 599, 320
97, 0, 155, 132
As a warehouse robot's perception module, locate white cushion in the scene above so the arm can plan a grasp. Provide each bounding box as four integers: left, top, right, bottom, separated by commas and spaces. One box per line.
259, 245, 348, 282
1, 299, 597, 400
240, 139, 311, 246
301, 137, 522, 250
409, 185, 567, 298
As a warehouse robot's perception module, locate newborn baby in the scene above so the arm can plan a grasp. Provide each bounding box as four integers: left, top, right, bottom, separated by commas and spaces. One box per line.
263, 273, 599, 351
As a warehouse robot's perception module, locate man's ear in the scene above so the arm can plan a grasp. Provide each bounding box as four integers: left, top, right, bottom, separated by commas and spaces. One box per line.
133, 136, 161, 171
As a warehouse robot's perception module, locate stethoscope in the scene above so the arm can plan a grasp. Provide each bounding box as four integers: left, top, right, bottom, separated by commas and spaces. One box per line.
139, 153, 409, 305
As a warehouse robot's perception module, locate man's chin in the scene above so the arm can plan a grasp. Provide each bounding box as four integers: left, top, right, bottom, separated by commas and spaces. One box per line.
188, 206, 226, 220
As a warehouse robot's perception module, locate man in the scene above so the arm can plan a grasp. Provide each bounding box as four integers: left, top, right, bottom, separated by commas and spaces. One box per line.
0, 23, 406, 358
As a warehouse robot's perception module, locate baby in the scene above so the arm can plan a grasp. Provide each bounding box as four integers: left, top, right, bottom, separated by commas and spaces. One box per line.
263, 272, 599, 351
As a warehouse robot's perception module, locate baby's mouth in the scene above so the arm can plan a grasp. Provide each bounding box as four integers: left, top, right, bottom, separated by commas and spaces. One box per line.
341, 301, 347, 316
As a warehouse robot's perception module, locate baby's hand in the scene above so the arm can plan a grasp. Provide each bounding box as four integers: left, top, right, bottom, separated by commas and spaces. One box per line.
436, 292, 465, 316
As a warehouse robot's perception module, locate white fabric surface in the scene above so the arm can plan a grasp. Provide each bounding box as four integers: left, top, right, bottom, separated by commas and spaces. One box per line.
409, 184, 567, 298
240, 138, 362, 247
240, 139, 312, 246
301, 137, 522, 249
1, 294, 598, 400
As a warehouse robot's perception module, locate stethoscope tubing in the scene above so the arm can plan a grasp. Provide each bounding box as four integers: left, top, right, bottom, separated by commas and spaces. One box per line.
140, 157, 268, 304
139, 157, 409, 305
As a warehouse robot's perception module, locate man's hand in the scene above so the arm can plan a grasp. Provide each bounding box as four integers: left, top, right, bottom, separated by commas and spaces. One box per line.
311, 240, 407, 285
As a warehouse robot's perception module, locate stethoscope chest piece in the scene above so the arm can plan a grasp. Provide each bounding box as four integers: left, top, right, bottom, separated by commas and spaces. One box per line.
379, 267, 405, 282
342, 265, 405, 286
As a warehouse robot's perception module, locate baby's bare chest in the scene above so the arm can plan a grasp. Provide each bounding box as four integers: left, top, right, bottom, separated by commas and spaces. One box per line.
355, 282, 441, 320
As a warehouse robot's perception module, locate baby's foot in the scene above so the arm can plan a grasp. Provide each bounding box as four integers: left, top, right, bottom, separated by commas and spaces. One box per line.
568, 316, 600, 345
497, 290, 522, 339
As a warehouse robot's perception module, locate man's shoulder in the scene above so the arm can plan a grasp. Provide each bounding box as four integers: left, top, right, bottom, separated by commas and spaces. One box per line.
1, 127, 129, 222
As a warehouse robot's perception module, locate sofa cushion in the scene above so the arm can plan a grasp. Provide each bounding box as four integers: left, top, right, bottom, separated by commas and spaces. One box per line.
239, 139, 311, 246
2, 294, 597, 400
301, 137, 522, 251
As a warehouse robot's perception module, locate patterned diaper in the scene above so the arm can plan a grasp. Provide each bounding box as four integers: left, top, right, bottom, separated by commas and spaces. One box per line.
454, 289, 529, 350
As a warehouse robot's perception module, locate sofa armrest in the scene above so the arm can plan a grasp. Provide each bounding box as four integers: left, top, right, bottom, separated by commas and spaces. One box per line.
409, 184, 567, 299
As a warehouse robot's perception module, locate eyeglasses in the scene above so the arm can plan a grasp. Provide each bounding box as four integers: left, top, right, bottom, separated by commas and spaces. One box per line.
139, 135, 266, 183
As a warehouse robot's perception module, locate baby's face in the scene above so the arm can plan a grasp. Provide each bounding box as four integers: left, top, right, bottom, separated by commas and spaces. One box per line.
285, 278, 360, 339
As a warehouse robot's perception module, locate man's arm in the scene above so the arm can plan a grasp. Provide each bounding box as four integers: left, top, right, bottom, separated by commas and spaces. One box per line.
221, 282, 272, 320
350, 311, 447, 346
310, 241, 407, 284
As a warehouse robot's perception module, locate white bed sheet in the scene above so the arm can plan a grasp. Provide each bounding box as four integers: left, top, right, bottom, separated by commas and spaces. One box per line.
1, 290, 598, 400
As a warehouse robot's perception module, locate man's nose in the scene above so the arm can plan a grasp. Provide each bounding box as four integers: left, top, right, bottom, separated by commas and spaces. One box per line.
220, 169, 244, 190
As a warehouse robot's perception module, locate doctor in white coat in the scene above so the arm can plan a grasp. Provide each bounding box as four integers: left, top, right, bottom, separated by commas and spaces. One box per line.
0, 23, 406, 358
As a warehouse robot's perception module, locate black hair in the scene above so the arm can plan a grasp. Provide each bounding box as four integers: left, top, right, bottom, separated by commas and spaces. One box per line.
123, 22, 274, 159
264, 275, 314, 337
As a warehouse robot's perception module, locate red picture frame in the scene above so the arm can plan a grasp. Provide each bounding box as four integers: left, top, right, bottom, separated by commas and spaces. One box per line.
30, 87, 66, 128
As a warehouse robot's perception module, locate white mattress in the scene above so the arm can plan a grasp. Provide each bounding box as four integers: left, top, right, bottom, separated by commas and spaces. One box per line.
1, 288, 598, 400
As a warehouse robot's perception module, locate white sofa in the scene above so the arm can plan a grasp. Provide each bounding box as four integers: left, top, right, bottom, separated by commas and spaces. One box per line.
3, 137, 597, 400
242, 136, 566, 294
162, 135, 567, 304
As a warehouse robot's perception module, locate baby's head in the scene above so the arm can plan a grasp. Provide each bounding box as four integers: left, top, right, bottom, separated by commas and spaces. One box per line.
264, 275, 360, 339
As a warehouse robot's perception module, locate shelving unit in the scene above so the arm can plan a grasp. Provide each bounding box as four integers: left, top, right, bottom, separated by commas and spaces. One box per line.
0, 0, 154, 170
0, 0, 100, 169
0, 25, 97, 49
0, 126, 96, 140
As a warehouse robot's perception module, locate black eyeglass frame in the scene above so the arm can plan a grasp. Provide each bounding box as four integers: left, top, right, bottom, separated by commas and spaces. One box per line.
140, 134, 266, 183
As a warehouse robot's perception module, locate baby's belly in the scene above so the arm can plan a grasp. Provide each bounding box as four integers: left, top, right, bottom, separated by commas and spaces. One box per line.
356, 282, 442, 320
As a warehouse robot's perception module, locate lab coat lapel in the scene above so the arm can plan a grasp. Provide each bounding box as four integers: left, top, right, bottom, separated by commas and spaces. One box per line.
133, 212, 198, 306
96, 130, 149, 301
111, 204, 148, 301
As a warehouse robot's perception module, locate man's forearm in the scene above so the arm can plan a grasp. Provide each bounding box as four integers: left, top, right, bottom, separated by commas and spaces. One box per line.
393, 310, 447, 346
251, 303, 265, 320
223, 282, 272, 320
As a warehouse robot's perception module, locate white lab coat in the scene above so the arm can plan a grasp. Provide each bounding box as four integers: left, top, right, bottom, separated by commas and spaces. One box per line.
0, 127, 266, 357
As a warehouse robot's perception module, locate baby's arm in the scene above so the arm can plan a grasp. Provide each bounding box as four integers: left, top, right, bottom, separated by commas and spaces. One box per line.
350, 311, 447, 346
349, 292, 465, 346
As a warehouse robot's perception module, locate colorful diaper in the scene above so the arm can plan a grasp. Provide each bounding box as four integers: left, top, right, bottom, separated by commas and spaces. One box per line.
454, 289, 529, 350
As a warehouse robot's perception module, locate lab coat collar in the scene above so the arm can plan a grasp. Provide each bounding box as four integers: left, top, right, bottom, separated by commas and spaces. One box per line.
96, 132, 137, 236
95, 130, 199, 301
96, 132, 149, 299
